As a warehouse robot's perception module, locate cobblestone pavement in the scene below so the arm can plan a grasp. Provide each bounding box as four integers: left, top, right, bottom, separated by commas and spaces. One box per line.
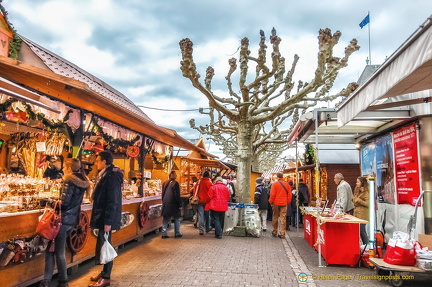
39, 222, 432, 287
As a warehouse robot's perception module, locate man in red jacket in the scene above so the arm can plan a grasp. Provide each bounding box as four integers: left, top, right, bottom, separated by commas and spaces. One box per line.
195, 171, 213, 235
269, 172, 292, 238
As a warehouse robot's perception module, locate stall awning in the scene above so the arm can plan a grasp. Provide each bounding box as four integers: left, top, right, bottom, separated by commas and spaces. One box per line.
0, 55, 214, 157
287, 108, 411, 145
336, 16, 432, 126
0, 76, 60, 113
182, 158, 230, 170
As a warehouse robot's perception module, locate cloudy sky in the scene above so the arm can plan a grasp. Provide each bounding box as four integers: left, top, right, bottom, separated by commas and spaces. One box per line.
3, 0, 432, 157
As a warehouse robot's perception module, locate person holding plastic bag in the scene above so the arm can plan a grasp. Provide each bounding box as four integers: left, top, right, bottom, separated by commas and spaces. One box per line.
88, 151, 123, 287
40, 158, 90, 287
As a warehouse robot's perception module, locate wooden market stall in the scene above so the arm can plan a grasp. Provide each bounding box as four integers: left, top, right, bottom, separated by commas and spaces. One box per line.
0, 14, 213, 286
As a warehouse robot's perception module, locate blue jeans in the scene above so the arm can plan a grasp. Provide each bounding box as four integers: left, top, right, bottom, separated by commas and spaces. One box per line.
162, 216, 181, 236
44, 224, 73, 281
211, 210, 225, 237
95, 230, 113, 279
197, 205, 211, 233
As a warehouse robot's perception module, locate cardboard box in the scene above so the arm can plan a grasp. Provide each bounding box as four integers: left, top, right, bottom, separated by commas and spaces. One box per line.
418, 234, 432, 249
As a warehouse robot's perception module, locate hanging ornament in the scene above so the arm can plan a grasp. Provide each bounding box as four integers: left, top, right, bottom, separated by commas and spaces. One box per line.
127, 146, 140, 157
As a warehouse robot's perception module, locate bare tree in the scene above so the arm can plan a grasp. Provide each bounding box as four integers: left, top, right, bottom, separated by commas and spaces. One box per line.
180, 28, 359, 203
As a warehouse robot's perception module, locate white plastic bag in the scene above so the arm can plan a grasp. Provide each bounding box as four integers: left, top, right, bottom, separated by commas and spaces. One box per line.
100, 232, 117, 264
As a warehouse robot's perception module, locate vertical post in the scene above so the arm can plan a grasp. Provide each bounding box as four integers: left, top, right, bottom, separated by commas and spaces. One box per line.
315, 110, 324, 267
295, 140, 299, 234
368, 11, 371, 64
368, 176, 376, 258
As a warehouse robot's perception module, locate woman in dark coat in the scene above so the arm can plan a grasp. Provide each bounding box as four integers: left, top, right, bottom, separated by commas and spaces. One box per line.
41, 158, 89, 287
161, 170, 182, 238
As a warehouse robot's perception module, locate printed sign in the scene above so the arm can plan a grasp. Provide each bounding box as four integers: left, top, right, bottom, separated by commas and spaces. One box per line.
393, 123, 421, 206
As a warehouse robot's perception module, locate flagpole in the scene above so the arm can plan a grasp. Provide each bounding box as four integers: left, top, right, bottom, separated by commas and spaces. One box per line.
368, 11, 371, 64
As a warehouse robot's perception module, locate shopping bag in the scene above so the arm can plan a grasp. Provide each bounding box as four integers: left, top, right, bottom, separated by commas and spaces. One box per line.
36, 201, 62, 241
383, 231, 419, 266
100, 232, 117, 264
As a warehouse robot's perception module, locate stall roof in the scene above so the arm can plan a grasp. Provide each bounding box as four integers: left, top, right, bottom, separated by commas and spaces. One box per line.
0, 55, 215, 157
288, 108, 411, 145
337, 15, 432, 126
182, 158, 230, 170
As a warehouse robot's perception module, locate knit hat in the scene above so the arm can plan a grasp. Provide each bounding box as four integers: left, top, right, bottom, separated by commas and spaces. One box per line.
256, 177, 263, 184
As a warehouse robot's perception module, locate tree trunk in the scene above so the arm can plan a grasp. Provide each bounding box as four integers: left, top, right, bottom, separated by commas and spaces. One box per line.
236, 120, 253, 204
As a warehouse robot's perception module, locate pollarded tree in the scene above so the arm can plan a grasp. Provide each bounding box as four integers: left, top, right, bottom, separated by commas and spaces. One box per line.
179, 28, 359, 203
189, 106, 298, 172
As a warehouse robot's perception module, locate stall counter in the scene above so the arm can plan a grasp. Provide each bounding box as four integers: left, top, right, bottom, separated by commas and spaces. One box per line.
301, 207, 368, 266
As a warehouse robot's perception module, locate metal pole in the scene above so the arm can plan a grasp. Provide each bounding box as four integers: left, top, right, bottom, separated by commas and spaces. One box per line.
315, 110, 324, 267
368, 176, 376, 259
295, 140, 299, 235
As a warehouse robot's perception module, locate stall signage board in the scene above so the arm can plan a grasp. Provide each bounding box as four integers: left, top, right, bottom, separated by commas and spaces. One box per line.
392, 123, 421, 206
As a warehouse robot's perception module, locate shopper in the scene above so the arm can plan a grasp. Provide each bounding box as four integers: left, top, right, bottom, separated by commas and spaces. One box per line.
89, 150, 123, 287
334, 173, 354, 214
207, 177, 230, 239
40, 158, 90, 287
161, 170, 183, 238
354, 176, 369, 245
269, 172, 292, 238
296, 179, 309, 224
264, 177, 273, 221
195, 171, 213, 235
253, 177, 269, 232
43, 156, 64, 180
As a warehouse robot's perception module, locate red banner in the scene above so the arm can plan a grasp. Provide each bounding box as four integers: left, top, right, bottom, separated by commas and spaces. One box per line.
393, 123, 421, 206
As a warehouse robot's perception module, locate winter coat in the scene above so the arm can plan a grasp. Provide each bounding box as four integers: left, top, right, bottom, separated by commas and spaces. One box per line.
254, 184, 269, 210
161, 179, 182, 218
207, 182, 230, 211
336, 180, 355, 213
269, 179, 292, 206
90, 165, 123, 231
61, 173, 90, 225
195, 177, 213, 205
298, 183, 309, 204
353, 186, 369, 221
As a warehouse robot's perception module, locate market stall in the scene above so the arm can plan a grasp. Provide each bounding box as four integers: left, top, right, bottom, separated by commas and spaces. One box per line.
0, 12, 213, 286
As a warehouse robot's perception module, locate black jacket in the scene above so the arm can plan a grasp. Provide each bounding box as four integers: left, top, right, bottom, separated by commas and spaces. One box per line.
254, 184, 269, 210
90, 165, 123, 230
298, 183, 309, 204
61, 173, 90, 225
161, 179, 181, 218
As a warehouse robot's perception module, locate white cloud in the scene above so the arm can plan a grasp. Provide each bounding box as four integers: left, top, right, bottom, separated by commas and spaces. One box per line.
4, 0, 432, 159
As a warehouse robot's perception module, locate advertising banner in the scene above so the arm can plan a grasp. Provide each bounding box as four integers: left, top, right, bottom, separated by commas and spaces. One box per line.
375, 134, 395, 204
393, 123, 421, 206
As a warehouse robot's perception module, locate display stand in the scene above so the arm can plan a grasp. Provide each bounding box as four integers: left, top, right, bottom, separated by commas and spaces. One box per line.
302, 207, 367, 266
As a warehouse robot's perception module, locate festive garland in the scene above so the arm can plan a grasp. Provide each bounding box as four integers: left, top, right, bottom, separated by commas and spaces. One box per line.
0, 1, 22, 59
88, 119, 141, 149
148, 149, 170, 165
0, 97, 66, 130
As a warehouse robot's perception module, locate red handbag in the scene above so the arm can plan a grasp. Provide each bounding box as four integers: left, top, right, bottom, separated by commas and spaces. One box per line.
36, 201, 62, 241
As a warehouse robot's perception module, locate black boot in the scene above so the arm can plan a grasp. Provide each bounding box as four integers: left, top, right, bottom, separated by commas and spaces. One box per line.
57, 280, 68, 287
40, 280, 50, 287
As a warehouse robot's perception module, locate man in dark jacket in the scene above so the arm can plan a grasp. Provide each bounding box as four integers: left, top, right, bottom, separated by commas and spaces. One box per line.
254, 177, 269, 232
161, 170, 182, 238
297, 179, 309, 224
89, 150, 123, 287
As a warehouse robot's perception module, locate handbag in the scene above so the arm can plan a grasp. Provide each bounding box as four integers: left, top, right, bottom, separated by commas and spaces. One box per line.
189, 180, 200, 205
100, 232, 117, 264
36, 200, 62, 241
